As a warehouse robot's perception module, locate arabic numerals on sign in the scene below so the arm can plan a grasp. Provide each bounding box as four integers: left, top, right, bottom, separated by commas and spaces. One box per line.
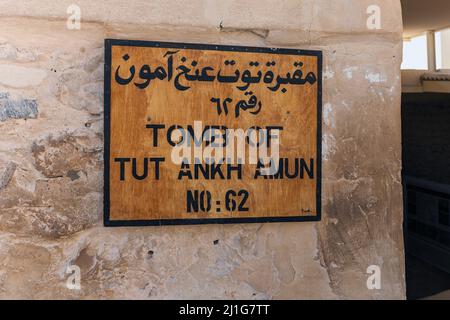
187, 189, 250, 214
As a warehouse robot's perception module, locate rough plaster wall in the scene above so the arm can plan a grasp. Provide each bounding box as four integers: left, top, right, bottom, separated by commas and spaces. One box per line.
0, 0, 405, 299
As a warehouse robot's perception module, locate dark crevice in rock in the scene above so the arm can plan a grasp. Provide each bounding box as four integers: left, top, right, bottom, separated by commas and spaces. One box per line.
0, 161, 17, 190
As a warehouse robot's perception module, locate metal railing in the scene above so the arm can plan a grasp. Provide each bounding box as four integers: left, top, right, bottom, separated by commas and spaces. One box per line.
404, 175, 450, 273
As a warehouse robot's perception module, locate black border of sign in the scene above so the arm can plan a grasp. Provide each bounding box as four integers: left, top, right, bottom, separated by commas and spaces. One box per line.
104, 39, 322, 227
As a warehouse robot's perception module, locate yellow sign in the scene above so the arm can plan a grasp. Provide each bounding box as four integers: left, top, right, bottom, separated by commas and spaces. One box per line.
104, 39, 322, 226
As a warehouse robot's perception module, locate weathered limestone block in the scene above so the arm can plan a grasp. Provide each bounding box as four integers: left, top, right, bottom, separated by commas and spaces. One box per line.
0, 0, 402, 35
0, 0, 405, 299
0, 129, 101, 238
0, 223, 336, 299
32, 130, 101, 179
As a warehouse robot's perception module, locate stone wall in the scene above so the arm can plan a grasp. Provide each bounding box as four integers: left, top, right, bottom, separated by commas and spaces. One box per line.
0, 0, 405, 299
